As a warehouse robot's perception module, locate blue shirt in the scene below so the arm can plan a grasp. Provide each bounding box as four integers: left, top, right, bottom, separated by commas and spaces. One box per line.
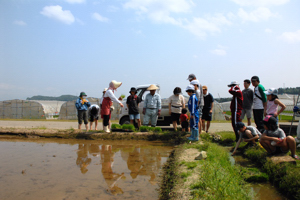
75, 98, 91, 111
188, 94, 199, 116
143, 93, 161, 109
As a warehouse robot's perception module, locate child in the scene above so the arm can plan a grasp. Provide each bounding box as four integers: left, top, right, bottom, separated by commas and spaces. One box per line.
264, 88, 286, 121
259, 115, 299, 160
180, 108, 189, 132
88, 104, 100, 130
126, 87, 142, 129
75, 92, 91, 131
232, 122, 261, 156
186, 85, 199, 141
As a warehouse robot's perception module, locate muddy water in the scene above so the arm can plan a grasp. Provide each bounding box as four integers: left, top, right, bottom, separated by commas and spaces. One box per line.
0, 137, 173, 200
228, 153, 289, 200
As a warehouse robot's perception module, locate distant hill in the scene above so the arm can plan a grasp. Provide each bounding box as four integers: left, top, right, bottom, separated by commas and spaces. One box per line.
26, 95, 78, 101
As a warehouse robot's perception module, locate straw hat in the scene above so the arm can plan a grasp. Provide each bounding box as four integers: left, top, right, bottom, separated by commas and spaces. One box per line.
103, 88, 107, 92
111, 80, 122, 89
147, 84, 159, 91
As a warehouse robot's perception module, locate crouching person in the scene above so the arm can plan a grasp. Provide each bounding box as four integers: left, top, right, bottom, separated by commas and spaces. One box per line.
88, 104, 100, 130
186, 85, 199, 141
232, 122, 261, 156
260, 115, 300, 160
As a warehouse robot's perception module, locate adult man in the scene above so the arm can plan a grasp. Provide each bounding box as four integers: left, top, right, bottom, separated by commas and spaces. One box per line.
88, 104, 100, 130
142, 84, 161, 127
251, 76, 267, 132
202, 85, 214, 133
187, 74, 204, 133
126, 87, 142, 128
228, 81, 243, 142
241, 79, 254, 126
75, 92, 91, 131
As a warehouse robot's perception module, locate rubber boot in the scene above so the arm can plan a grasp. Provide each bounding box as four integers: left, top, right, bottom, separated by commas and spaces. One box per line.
104, 126, 110, 133
194, 129, 199, 141
188, 129, 194, 141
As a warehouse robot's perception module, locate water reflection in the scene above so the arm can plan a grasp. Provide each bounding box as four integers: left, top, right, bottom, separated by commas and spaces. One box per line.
0, 138, 173, 200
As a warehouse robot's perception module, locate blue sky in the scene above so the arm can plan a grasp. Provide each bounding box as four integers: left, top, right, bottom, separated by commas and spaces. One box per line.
1, 0, 300, 101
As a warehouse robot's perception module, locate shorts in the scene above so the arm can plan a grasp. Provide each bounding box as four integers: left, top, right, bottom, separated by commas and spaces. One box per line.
89, 115, 99, 122
181, 121, 189, 129
272, 146, 289, 155
129, 113, 140, 120
171, 112, 181, 124
202, 110, 212, 121
241, 109, 252, 119
77, 110, 88, 125
198, 107, 202, 118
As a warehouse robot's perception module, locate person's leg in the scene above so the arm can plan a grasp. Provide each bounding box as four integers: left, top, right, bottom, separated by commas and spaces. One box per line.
83, 111, 89, 131
95, 119, 98, 130
246, 109, 252, 126
90, 121, 93, 130
206, 121, 211, 132
202, 119, 206, 131
245, 130, 256, 144
259, 139, 275, 154
129, 114, 134, 126
103, 115, 110, 132
77, 110, 84, 130
284, 136, 297, 156
150, 110, 158, 127
143, 110, 150, 126
253, 109, 264, 132
231, 111, 238, 142
247, 118, 251, 126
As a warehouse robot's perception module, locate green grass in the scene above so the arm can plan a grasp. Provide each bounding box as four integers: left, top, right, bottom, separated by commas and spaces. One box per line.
189, 143, 253, 200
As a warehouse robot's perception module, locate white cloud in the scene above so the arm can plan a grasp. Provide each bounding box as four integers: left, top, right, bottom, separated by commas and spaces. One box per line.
265, 28, 272, 33
65, 0, 85, 4
92, 13, 109, 22
238, 7, 276, 22
40, 5, 75, 24
210, 45, 227, 56
231, 0, 289, 7
13, 20, 27, 26
108, 5, 119, 12
124, 0, 193, 25
279, 30, 300, 43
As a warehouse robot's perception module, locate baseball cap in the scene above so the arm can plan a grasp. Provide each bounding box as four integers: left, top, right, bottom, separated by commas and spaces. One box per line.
187, 74, 196, 81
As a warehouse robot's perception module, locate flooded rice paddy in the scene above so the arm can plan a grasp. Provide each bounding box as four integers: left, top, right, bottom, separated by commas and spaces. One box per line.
0, 137, 173, 200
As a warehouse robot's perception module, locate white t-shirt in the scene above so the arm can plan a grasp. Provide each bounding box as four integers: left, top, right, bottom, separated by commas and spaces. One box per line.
168, 94, 185, 114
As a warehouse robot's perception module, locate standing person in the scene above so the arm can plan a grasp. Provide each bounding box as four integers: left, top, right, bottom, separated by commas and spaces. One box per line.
100, 88, 108, 130
142, 84, 161, 127
88, 104, 100, 130
232, 122, 261, 156
228, 81, 243, 142
251, 76, 267, 132
168, 87, 185, 131
264, 88, 286, 121
186, 85, 199, 141
126, 87, 142, 129
187, 74, 204, 133
201, 85, 214, 133
75, 92, 91, 131
259, 115, 299, 160
241, 79, 253, 126
180, 108, 189, 132
101, 80, 124, 133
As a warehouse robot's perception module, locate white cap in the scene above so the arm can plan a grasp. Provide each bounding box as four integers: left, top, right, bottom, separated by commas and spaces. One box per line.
228, 81, 239, 87
264, 88, 278, 95
185, 85, 195, 91
190, 79, 200, 86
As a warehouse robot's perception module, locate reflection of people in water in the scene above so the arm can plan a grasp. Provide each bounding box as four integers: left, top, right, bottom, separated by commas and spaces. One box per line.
127, 146, 143, 179
76, 144, 92, 174
100, 145, 124, 195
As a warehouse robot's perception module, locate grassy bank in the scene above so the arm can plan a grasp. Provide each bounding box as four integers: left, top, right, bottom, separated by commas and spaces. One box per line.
160, 141, 254, 200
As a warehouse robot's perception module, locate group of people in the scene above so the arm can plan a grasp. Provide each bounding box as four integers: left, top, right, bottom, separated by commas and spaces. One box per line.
229, 76, 299, 159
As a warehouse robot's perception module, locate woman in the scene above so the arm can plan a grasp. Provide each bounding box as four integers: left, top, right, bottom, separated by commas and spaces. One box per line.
101, 80, 124, 133
168, 87, 185, 131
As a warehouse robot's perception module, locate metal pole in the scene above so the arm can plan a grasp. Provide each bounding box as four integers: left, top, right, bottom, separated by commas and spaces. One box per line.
289, 89, 300, 135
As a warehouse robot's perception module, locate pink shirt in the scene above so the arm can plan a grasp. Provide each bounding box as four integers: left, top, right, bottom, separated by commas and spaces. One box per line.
266, 100, 278, 115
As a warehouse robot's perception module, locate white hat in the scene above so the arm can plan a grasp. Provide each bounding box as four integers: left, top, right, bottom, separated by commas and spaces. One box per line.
147, 84, 159, 90
103, 88, 107, 92
190, 79, 200, 86
185, 85, 195, 91
227, 81, 239, 87
111, 80, 122, 89
264, 88, 278, 95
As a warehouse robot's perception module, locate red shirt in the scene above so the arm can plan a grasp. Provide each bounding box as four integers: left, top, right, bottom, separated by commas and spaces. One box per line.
180, 114, 188, 123
229, 85, 243, 112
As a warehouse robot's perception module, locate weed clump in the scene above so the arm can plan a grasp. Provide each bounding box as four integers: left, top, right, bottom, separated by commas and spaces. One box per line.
121, 124, 135, 131
111, 124, 122, 129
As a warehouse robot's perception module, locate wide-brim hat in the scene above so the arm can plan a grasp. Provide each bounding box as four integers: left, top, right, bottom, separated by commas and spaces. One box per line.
264, 88, 278, 95
129, 87, 137, 94
103, 88, 107, 92
228, 81, 239, 87
190, 79, 200, 86
147, 84, 159, 91
111, 80, 122, 89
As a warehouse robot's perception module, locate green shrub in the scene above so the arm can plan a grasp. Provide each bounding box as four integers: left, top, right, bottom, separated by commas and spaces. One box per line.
111, 124, 122, 129
121, 124, 135, 131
